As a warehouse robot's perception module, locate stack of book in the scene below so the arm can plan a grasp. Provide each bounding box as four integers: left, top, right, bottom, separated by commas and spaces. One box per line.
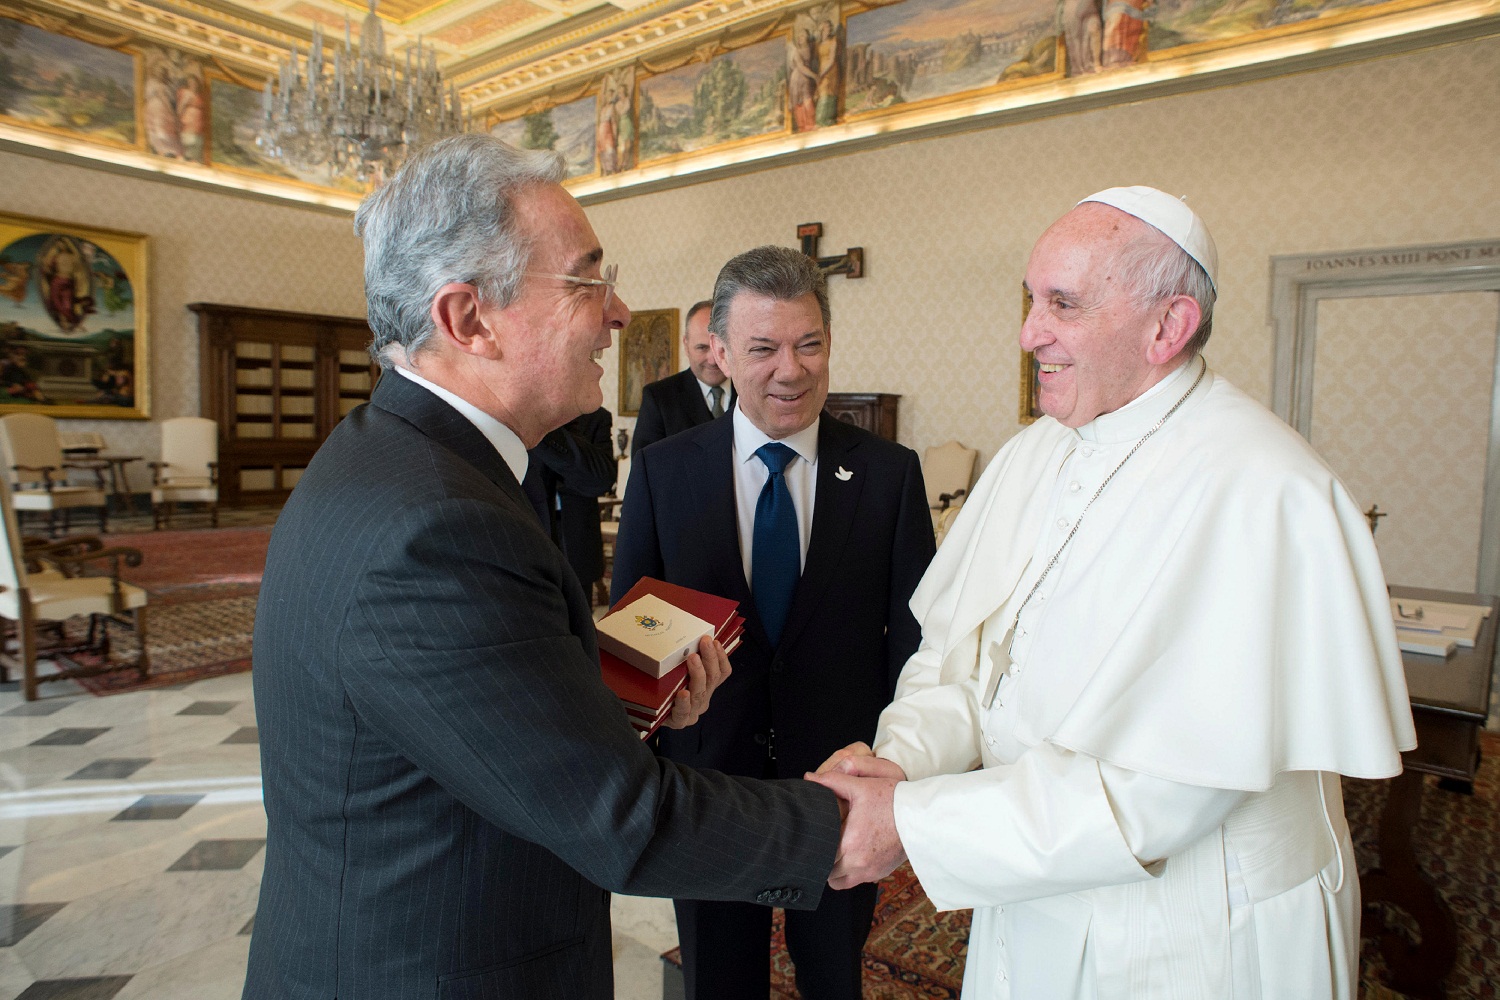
599, 577, 744, 738
1390, 596, 1491, 658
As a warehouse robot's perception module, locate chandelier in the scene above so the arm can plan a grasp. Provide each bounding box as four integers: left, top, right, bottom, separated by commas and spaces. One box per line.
258, 0, 466, 186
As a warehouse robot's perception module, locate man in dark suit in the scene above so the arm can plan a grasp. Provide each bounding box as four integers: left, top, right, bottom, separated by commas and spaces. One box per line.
630, 299, 734, 456
524, 405, 615, 597
612, 245, 936, 1000
245, 136, 843, 1000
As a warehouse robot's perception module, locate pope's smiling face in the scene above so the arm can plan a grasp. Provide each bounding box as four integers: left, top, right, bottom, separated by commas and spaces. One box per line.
1019, 204, 1168, 429
709, 291, 829, 440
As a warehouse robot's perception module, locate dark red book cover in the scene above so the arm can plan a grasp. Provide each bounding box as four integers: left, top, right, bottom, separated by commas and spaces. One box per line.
598, 577, 741, 738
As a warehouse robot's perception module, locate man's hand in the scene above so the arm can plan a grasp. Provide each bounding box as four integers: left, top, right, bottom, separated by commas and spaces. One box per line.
813, 741, 876, 775
806, 757, 908, 890
661, 634, 731, 730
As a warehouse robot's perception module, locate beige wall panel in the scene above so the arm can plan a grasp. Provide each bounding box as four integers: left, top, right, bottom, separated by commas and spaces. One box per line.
1312, 292, 1499, 591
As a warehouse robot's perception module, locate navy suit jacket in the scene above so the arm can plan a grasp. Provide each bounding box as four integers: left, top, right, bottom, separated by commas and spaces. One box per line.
611, 411, 935, 778
246, 373, 840, 1000
631, 368, 734, 457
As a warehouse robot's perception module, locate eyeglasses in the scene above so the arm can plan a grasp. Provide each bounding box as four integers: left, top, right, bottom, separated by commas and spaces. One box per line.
526, 263, 618, 312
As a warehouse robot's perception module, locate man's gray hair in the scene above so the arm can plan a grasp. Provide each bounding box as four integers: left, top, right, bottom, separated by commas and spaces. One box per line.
352, 133, 566, 368
1117, 229, 1217, 355
707, 245, 829, 340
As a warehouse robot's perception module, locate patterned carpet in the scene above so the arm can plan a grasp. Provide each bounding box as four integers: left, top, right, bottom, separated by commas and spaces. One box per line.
64, 526, 268, 693
666, 734, 1500, 999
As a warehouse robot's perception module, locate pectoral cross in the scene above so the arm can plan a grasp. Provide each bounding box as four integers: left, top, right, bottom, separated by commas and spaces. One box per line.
1365, 503, 1387, 535
797, 223, 864, 279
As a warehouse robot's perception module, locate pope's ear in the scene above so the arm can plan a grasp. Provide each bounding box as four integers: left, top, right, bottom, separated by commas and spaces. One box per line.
1145, 294, 1201, 367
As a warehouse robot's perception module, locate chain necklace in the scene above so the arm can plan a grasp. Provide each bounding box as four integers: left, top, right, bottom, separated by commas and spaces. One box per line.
1005, 356, 1207, 657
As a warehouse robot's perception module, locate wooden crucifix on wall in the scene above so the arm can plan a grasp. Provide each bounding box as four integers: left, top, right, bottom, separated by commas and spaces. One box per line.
797, 222, 864, 279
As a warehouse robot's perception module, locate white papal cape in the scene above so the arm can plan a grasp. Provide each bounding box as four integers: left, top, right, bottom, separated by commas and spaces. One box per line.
874, 361, 1416, 1000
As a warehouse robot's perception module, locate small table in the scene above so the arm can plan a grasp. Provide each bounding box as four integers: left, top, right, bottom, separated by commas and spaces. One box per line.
65, 454, 142, 515
1359, 585, 1496, 999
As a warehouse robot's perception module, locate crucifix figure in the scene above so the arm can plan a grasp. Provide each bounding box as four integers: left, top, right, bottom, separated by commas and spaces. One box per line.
797, 222, 864, 279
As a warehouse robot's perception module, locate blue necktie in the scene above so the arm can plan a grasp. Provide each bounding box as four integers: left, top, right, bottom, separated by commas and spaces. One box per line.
752, 442, 799, 648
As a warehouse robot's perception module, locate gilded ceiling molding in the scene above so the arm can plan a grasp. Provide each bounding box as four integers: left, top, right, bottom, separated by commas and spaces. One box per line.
0, 0, 132, 45
463, 0, 804, 113
11, 0, 290, 67
450, 0, 680, 81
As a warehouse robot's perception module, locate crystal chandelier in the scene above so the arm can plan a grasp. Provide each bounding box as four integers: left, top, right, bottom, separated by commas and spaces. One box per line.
259, 0, 466, 186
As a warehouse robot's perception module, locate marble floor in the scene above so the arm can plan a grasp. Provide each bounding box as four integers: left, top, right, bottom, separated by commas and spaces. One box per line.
0, 671, 679, 1000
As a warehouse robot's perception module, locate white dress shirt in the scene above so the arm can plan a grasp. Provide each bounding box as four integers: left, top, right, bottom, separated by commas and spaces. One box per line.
731, 405, 818, 585
393, 366, 529, 484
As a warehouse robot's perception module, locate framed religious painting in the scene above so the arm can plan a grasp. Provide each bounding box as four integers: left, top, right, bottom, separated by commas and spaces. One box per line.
0, 212, 150, 419
618, 308, 678, 417
1019, 283, 1041, 424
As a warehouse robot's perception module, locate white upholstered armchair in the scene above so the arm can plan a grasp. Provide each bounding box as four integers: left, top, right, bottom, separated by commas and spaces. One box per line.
149, 417, 219, 529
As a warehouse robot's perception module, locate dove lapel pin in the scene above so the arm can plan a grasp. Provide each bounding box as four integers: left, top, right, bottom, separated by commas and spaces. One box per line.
835, 466, 853, 481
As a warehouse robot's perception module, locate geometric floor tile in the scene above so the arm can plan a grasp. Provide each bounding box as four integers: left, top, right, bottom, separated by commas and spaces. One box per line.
112, 794, 204, 822
220, 727, 258, 745
15, 978, 134, 999
166, 839, 265, 872
30, 728, 111, 747
176, 703, 238, 716
2, 701, 75, 716
66, 759, 152, 781
0, 902, 68, 946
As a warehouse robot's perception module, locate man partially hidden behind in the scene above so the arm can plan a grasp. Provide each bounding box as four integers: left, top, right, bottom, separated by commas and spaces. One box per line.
811, 187, 1416, 999
244, 136, 843, 1000
523, 405, 615, 598
630, 299, 733, 457
612, 245, 936, 999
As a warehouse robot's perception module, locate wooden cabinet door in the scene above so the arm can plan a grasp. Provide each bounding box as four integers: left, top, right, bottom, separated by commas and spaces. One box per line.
193, 303, 375, 505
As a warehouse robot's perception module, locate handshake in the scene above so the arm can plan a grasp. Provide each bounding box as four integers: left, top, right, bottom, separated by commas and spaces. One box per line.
805, 743, 908, 890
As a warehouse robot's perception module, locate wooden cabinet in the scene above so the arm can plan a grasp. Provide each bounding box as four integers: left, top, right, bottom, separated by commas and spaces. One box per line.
193, 303, 377, 506
824, 392, 900, 442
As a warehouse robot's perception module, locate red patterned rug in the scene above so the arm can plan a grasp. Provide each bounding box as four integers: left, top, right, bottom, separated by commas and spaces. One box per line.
665, 733, 1500, 999
66, 527, 268, 694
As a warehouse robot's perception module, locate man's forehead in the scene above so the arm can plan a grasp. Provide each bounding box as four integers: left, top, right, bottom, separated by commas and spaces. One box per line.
515, 182, 602, 272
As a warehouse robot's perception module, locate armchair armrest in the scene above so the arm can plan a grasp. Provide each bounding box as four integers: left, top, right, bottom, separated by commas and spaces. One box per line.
11, 464, 59, 491
36, 544, 143, 580
937, 488, 967, 511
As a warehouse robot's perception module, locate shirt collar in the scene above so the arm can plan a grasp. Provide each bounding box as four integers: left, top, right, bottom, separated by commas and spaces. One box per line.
732, 404, 819, 467
696, 375, 731, 398
1077, 356, 1208, 446
393, 365, 529, 483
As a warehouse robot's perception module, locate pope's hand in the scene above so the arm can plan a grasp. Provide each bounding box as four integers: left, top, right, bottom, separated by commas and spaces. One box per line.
806, 757, 907, 890
814, 741, 876, 775
662, 634, 730, 730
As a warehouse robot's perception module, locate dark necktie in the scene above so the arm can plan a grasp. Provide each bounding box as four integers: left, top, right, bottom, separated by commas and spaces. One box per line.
752, 442, 799, 648
709, 385, 725, 418
520, 460, 552, 532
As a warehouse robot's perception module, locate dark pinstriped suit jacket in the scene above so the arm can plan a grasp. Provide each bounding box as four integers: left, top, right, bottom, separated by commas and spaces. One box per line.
244, 372, 841, 1000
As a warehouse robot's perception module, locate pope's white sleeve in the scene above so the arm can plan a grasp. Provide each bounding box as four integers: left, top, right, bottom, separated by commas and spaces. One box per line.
872, 629, 984, 782
893, 742, 1245, 912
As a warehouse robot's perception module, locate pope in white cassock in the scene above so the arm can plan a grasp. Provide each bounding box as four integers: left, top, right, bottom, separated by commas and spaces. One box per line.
810, 187, 1417, 999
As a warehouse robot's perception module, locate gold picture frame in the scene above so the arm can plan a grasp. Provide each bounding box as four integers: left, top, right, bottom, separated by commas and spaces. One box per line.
0, 211, 150, 419
1019, 283, 1041, 425
618, 308, 679, 417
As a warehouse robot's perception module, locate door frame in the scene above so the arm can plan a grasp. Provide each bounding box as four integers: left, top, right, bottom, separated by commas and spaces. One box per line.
1268, 238, 1500, 594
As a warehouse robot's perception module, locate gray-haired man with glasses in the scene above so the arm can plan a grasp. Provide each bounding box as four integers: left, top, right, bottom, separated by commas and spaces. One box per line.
245, 134, 844, 1000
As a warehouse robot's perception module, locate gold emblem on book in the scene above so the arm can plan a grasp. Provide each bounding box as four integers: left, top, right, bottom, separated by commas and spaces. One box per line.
634, 614, 669, 632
